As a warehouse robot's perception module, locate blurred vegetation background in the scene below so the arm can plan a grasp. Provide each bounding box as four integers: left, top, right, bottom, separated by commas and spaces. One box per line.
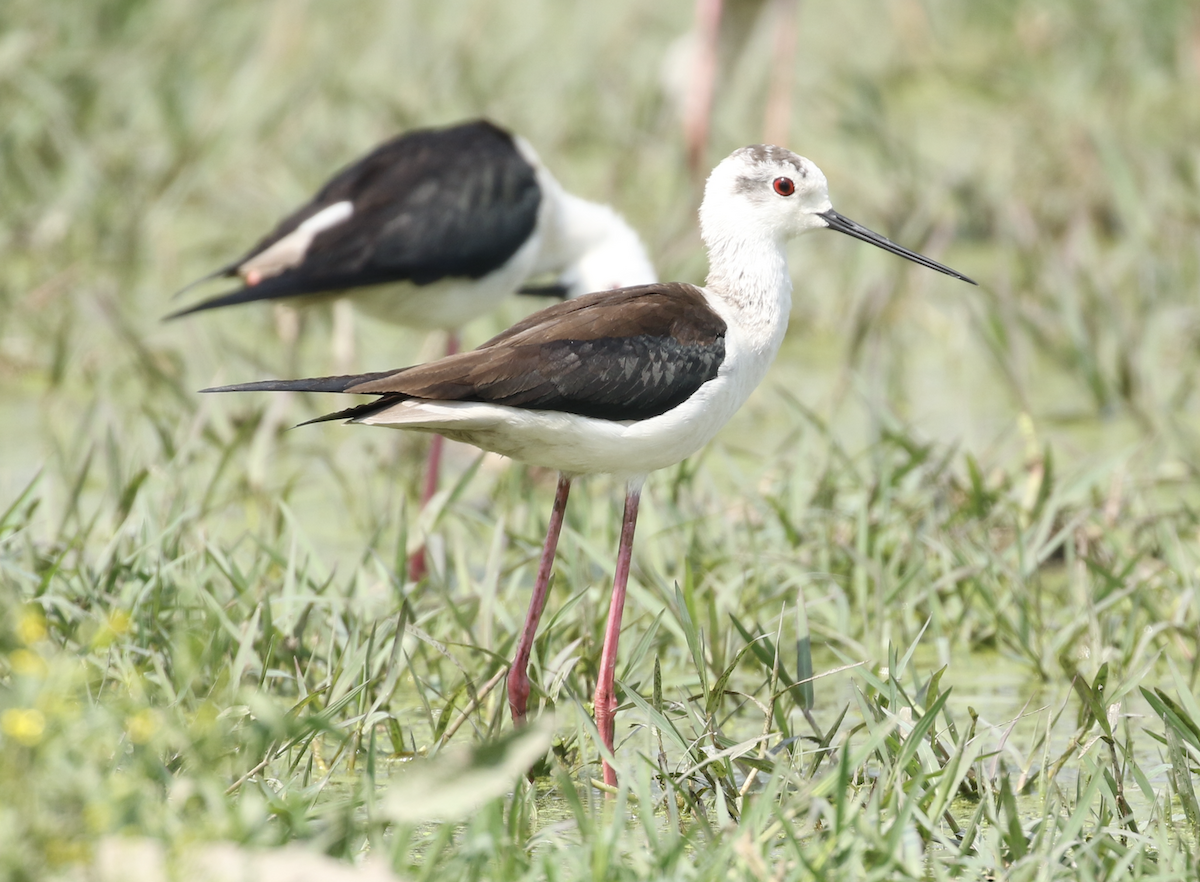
4, 0, 1200, 878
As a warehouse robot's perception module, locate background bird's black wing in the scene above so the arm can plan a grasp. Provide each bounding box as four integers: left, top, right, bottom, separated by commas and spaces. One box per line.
177, 121, 542, 313
292, 120, 542, 285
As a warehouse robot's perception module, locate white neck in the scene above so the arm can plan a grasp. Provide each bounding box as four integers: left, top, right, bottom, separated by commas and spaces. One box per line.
704, 230, 792, 358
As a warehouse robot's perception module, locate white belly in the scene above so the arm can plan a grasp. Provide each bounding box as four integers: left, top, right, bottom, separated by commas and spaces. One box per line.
348, 227, 544, 330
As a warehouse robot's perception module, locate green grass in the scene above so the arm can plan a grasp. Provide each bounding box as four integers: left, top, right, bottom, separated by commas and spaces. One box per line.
4, 0, 1200, 878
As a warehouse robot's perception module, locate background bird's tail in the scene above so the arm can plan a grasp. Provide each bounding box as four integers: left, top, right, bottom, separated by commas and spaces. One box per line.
164, 279, 304, 320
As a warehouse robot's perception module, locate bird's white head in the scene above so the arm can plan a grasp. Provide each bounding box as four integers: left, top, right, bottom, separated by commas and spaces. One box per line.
700, 145, 832, 247
700, 144, 977, 285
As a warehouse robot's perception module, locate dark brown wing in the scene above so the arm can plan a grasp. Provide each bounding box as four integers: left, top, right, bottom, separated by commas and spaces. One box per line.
205, 283, 727, 423
348, 283, 726, 420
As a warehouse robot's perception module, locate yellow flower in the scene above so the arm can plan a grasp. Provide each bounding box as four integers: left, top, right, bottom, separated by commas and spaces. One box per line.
2, 708, 46, 746
92, 610, 133, 648
44, 839, 88, 867
9, 649, 47, 678
16, 610, 47, 645
126, 709, 158, 744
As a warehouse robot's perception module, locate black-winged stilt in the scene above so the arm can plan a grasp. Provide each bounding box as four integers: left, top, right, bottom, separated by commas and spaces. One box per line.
173, 119, 656, 579
205, 144, 975, 787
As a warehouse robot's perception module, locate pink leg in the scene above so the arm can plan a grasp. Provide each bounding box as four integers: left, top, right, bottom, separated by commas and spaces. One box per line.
508, 474, 572, 723
594, 479, 643, 788
684, 0, 723, 176
408, 331, 462, 582
763, 0, 799, 146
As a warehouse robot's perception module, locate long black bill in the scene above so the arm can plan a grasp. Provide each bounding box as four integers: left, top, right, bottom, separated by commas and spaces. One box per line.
818, 209, 977, 285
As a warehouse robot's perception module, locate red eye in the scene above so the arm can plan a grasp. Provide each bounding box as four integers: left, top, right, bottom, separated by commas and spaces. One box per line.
773, 177, 795, 196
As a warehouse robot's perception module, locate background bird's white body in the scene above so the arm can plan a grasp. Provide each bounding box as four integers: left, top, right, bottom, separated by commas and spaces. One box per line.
531, 188, 658, 298
347, 236, 547, 329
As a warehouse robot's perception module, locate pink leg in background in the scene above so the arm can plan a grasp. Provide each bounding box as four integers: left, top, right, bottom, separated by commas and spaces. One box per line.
763, 0, 799, 146
408, 331, 461, 583
683, 0, 800, 175
684, 0, 723, 176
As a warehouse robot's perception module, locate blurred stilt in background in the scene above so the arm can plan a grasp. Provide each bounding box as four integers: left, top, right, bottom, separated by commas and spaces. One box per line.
173, 120, 656, 580
665, 0, 801, 175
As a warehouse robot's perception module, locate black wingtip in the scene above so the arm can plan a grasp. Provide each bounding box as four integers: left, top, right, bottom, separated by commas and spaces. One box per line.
201, 379, 313, 394
169, 264, 239, 304
164, 303, 211, 321
164, 286, 270, 321
517, 282, 571, 300
294, 395, 404, 427
201, 377, 403, 427
201, 369, 403, 396
294, 413, 348, 428
294, 409, 359, 427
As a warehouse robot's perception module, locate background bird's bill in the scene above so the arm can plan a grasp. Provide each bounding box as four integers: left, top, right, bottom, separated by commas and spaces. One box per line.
818, 208, 976, 285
